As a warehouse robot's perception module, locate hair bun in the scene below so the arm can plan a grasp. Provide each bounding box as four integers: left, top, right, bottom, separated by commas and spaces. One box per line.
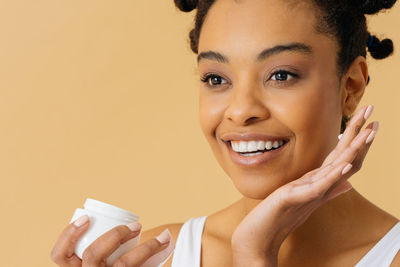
358, 0, 398, 14
174, 0, 198, 12
367, 34, 394, 59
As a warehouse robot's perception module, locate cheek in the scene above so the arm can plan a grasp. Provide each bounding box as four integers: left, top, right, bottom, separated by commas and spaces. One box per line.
199, 93, 224, 142
278, 69, 340, 133
199, 94, 232, 173
282, 80, 342, 170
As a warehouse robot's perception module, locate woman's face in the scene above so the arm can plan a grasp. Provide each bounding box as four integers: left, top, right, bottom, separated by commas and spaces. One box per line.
197, 0, 347, 199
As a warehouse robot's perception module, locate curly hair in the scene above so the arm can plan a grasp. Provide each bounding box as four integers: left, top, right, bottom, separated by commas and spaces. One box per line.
174, 0, 397, 133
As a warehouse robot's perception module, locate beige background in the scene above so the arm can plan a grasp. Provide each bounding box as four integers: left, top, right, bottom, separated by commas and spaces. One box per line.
0, 1, 399, 266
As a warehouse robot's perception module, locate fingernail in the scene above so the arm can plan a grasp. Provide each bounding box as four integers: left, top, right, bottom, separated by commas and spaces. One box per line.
156, 228, 171, 245
365, 130, 376, 144
364, 105, 374, 120
373, 121, 380, 132
342, 163, 352, 175
73, 215, 89, 227
338, 134, 343, 140
127, 221, 142, 232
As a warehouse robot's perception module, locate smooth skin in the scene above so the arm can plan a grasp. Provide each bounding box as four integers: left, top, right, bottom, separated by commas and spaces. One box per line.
51, 0, 400, 266
231, 107, 377, 266
195, 0, 399, 266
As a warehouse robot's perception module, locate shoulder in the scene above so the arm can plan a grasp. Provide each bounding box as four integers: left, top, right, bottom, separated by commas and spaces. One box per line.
392, 253, 400, 267
390, 221, 400, 267
139, 222, 184, 267
366, 219, 400, 267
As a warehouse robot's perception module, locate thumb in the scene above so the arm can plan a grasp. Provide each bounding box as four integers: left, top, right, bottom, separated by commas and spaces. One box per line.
138, 229, 176, 267
115, 228, 175, 267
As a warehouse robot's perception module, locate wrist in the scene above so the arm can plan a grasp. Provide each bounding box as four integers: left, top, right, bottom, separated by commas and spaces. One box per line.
231, 236, 280, 267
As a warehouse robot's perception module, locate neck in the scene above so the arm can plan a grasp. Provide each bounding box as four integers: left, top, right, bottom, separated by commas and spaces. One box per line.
210, 185, 396, 257
228, 189, 372, 255
206, 186, 397, 265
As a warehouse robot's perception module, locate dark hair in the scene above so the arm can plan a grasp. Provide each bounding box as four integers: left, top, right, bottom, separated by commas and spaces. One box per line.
174, 0, 397, 133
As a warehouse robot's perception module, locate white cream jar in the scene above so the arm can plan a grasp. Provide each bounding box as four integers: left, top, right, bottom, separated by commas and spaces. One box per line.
70, 198, 141, 266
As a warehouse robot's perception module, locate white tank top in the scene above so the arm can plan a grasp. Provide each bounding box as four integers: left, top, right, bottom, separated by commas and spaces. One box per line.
170, 216, 400, 267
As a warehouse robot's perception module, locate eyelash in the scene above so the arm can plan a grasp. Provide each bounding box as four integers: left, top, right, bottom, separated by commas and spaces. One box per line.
200, 69, 299, 89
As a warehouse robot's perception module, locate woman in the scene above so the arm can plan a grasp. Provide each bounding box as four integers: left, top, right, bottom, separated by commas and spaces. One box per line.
50, 0, 400, 266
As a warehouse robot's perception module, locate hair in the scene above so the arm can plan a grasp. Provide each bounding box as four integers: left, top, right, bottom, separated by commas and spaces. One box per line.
174, 0, 397, 133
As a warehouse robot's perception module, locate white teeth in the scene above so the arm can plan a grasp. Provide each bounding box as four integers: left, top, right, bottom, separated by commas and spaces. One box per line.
232, 142, 239, 151
231, 140, 286, 153
256, 141, 265, 150
272, 141, 279, 148
242, 151, 264, 157
239, 141, 247, 152
247, 141, 258, 152
265, 141, 272, 150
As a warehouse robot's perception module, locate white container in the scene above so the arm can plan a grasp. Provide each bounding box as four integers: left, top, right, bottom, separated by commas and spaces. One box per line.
70, 198, 141, 266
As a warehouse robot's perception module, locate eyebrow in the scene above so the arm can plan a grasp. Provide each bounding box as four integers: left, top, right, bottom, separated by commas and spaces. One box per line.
197, 42, 313, 64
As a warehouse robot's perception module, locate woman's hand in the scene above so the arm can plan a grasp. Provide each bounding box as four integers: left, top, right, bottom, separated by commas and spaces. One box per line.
231, 105, 379, 267
50, 215, 172, 267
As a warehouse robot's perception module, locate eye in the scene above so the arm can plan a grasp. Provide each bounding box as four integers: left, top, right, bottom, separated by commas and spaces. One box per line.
268, 70, 298, 83
200, 73, 228, 88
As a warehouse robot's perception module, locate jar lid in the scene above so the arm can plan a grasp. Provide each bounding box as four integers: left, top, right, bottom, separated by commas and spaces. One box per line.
84, 198, 139, 222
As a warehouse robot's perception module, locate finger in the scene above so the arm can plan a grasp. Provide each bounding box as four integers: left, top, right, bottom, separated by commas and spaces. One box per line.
365, 121, 379, 145
325, 121, 379, 191
322, 105, 373, 166
50, 215, 90, 266
337, 105, 373, 150
292, 160, 339, 186
310, 164, 335, 183
342, 121, 378, 172
81, 222, 142, 267
330, 125, 374, 168
113, 229, 173, 267
291, 166, 325, 185
288, 162, 348, 203
295, 159, 342, 185
312, 161, 352, 198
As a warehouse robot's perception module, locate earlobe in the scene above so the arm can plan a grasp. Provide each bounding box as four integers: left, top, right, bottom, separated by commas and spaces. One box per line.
341, 56, 369, 117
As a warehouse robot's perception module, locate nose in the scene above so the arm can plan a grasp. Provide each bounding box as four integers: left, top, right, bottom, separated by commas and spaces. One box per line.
224, 83, 270, 126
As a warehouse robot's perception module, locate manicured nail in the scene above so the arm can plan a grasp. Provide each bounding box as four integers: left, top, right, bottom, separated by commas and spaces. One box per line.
127, 221, 142, 232
364, 105, 374, 120
373, 121, 380, 132
156, 228, 171, 245
342, 163, 352, 175
73, 215, 89, 227
365, 130, 376, 144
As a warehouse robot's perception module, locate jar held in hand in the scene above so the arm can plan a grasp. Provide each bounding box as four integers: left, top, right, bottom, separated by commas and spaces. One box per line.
70, 198, 140, 266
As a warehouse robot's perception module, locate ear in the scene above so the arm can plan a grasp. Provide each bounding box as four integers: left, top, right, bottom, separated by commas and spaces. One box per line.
340, 56, 369, 116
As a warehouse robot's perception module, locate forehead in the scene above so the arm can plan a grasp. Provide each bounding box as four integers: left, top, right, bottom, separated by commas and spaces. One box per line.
198, 0, 337, 65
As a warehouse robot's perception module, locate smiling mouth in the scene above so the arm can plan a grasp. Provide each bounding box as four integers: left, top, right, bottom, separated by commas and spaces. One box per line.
227, 139, 289, 156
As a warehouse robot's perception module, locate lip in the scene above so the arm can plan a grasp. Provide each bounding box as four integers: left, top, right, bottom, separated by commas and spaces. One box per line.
222, 136, 290, 167
220, 132, 290, 142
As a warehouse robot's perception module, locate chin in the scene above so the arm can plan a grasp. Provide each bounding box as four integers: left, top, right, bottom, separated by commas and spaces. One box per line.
229, 171, 290, 199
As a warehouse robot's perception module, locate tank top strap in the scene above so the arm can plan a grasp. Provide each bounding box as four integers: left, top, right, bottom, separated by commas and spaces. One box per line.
355, 221, 400, 267
171, 216, 207, 267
